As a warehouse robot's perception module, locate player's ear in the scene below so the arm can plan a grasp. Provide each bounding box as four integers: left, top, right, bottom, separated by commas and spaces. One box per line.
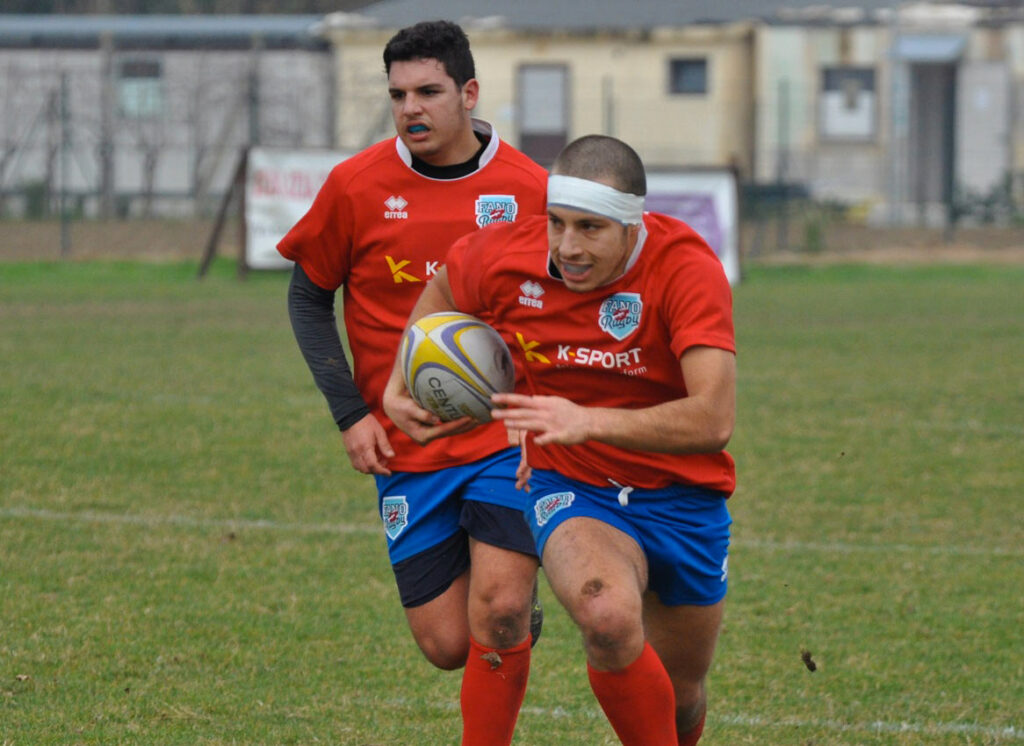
461, 78, 479, 111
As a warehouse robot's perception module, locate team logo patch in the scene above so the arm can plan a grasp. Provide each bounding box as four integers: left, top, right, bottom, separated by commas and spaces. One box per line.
598, 292, 643, 341
475, 194, 519, 227
382, 496, 409, 540
534, 491, 575, 527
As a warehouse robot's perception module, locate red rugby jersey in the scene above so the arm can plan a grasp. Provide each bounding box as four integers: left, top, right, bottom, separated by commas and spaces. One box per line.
446, 212, 736, 493
277, 122, 548, 471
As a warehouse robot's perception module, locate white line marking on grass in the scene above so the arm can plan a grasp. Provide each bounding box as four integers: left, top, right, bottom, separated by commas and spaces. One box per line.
738, 537, 1024, 557
0, 506, 379, 535
5, 506, 1021, 743
359, 697, 1024, 741
3, 506, 1021, 557
714, 713, 1023, 740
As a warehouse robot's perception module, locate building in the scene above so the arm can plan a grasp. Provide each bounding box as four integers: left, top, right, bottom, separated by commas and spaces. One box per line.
755, 2, 1020, 225
321, 0, 1024, 226
4, 3, 1022, 225
0, 14, 333, 218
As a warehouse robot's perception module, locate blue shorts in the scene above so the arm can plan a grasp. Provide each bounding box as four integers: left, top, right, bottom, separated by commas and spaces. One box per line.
374, 448, 535, 602
525, 469, 732, 606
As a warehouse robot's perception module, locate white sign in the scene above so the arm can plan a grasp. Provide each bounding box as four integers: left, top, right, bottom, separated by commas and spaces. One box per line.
244, 147, 354, 270
245, 150, 740, 285
645, 170, 741, 285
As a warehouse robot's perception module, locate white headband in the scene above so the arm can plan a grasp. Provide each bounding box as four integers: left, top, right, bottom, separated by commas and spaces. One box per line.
547, 174, 645, 225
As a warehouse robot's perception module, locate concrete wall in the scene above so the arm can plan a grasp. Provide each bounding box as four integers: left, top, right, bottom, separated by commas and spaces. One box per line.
327, 23, 754, 174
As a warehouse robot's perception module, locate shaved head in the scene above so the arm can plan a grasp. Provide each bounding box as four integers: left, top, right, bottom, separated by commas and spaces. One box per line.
551, 135, 647, 196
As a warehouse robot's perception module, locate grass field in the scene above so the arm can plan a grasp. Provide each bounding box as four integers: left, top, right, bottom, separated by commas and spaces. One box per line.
1, 258, 1021, 745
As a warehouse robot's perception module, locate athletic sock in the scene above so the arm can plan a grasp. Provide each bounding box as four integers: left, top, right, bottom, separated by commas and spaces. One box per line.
459, 634, 531, 746
678, 711, 706, 746
587, 641, 678, 746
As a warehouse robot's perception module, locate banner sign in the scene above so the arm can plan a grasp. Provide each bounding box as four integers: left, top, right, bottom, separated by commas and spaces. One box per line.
245, 149, 740, 284
646, 169, 740, 286
244, 147, 353, 270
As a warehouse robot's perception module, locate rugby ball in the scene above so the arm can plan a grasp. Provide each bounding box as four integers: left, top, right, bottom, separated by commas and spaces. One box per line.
400, 312, 514, 422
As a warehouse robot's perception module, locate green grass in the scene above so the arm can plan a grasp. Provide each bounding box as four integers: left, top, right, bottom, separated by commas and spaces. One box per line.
1, 259, 1022, 744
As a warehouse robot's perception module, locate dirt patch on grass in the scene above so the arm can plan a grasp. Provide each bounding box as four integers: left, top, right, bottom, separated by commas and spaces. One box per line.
0, 219, 242, 263
741, 223, 1024, 266
751, 244, 1024, 266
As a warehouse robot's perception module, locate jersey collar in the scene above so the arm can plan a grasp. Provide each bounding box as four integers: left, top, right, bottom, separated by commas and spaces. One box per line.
395, 118, 500, 174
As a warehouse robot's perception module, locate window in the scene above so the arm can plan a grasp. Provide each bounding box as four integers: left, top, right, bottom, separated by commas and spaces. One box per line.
820, 66, 876, 140
517, 64, 569, 165
119, 59, 163, 118
669, 58, 708, 95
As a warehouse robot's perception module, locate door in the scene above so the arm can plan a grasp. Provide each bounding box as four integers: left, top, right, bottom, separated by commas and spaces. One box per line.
517, 64, 569, 166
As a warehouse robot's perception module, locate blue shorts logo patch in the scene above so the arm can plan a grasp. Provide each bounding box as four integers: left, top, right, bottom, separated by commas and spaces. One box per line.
382, 495, 409, 540
534, 491, 575, 527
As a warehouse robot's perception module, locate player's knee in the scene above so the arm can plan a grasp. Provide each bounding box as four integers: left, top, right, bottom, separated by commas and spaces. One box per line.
672, 677, 706, 712
573, 575, 633, 615
485, 609, 530, 649
581, 615, 637, 654
413, 629, 469, 670
418, 639, 469, 670
571, 589, 641, 657
473, 590, 532, 648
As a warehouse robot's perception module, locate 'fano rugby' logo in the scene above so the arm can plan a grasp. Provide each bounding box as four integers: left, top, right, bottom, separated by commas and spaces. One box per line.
598, 292, 643, 341
382, 496, 409, 539
534, 491, 575, 527
475, 195, 518, 227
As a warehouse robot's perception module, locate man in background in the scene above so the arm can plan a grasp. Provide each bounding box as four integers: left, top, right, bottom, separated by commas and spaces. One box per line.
278, 20, 547, 745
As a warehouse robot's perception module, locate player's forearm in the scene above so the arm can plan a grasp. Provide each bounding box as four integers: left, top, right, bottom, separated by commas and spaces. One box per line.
288, 263, 370, 430
573, 345, 735, 454
585, 395, 734, 454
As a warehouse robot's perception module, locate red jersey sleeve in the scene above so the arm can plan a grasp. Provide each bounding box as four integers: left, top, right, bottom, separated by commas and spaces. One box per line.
660, 234, 736, 359
276, 162, 356, 291
445, 224, 498, 317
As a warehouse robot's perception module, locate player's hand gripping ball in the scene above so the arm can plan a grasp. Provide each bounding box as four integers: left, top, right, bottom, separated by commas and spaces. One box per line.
400, 312, 514, 422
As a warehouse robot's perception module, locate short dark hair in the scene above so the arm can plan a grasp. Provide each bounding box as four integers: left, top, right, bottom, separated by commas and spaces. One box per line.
383, 20, 476, 87
552, 135, 647, 196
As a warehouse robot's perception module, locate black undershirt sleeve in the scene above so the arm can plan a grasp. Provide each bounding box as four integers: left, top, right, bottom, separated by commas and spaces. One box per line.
287, 263, 371, 431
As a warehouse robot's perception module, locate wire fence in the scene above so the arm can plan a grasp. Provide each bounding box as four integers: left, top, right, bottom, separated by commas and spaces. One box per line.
0, 48, 332, 221
4, 49, 1024, 263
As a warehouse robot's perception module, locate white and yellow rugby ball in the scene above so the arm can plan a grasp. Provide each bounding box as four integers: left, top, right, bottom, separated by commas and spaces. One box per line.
400, 312, 514, 423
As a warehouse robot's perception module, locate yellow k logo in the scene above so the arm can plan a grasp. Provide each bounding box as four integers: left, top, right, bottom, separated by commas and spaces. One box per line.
386, 255, 421, 283
516, 332, 550, 364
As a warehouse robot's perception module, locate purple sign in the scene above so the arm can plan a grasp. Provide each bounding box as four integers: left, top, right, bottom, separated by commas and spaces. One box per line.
645, 192, 723, 258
